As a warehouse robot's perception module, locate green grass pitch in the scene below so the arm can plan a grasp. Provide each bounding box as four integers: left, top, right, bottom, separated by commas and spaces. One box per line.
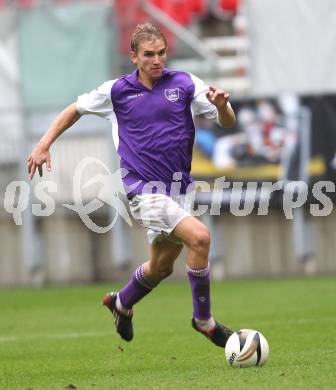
0, 277, 335, 389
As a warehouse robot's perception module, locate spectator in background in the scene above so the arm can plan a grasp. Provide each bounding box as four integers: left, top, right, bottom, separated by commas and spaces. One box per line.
194, 115, 217, 158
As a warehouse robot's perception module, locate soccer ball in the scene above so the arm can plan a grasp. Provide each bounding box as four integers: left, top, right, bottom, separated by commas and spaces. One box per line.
225, 329, 269, 368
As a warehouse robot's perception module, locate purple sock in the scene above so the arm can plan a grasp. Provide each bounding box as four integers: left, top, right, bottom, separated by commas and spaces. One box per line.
187, 265, 211, 320
118, 264, 155, 309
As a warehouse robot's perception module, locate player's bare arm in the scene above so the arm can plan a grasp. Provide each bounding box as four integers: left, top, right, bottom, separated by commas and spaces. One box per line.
206, 86, 236, 128
27, 103, 81, 179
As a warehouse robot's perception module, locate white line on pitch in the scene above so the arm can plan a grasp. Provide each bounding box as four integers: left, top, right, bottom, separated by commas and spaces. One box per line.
254, 317, 336, 326
0, 331, 111, 343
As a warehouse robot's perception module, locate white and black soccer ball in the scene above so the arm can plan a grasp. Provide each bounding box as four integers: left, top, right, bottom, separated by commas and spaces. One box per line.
225, 329, 269, 368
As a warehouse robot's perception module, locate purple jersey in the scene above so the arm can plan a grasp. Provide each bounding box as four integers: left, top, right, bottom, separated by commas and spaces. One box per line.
76, 69, 219, 198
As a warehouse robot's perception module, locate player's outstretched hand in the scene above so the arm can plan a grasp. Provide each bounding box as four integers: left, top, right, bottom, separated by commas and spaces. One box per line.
206, 86, 230, 109
27, 142, 51, 180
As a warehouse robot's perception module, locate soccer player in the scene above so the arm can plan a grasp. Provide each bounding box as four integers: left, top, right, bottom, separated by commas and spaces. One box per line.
28, 23, 236, 348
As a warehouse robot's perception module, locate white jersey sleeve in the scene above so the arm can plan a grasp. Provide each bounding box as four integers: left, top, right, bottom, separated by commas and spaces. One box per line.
75, 80, 116, 119
189, 73, 218, 120
189, 73, 232, 124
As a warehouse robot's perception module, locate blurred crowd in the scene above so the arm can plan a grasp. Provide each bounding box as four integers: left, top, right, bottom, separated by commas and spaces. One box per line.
195, 94, 301, 169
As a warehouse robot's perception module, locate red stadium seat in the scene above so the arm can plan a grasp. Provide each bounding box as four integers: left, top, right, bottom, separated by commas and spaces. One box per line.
209, 0, 240, 20
15, 0, 35, 8
219, 0, 239, 13
151, 0, 164, 8
190, 0, 208, 15
170, 1, 192, 25
150, 0, 192, 26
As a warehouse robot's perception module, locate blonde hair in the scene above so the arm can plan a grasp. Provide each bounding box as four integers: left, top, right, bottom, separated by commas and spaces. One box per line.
131, 22, 167, 52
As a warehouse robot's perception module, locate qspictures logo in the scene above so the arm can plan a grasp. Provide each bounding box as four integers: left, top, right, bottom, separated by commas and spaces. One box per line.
3, 157, 140, 233
2, 157, 335, 233
62, 157, 140, 233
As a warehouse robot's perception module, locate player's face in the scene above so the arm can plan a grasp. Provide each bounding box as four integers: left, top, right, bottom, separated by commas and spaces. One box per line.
131, 38, 167, 85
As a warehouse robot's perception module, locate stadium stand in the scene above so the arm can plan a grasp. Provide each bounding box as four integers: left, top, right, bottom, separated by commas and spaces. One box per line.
219, 0, 239, 13
190, 0, 208, 16
0, 0, 250, 96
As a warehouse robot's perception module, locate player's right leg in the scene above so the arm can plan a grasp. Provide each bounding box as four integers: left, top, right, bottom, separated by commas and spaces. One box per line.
103, 238, 182, 342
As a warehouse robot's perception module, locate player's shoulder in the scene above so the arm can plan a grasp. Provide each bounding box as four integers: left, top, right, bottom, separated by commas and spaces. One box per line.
110, 75, 128, 88
112, 71, 142, 93
97, 79, 118, 91
90, 79, 120, 96
165, 69, 206, 88
108, 75, 133, 99
164, 69, 194, 81
163, 69, 204, 93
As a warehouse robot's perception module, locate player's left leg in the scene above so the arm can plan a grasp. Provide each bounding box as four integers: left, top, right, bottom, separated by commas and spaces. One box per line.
103, 238, 182, 342
173, 216, 233, 347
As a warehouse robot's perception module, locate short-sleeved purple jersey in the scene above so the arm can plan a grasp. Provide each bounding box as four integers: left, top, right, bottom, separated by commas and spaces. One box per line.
76, 69, 219, 198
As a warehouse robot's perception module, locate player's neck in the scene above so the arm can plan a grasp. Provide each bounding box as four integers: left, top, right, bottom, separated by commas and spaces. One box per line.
137, 71, 156, 89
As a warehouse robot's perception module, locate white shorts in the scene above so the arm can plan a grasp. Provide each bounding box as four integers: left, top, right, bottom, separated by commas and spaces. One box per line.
129, 193, 194, 245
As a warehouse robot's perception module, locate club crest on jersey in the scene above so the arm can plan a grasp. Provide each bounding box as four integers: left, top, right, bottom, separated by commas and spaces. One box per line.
164, 88, 179, 102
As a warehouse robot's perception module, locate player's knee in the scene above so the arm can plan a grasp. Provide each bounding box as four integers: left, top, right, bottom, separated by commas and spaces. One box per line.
148, 263, 174, 282
156, 265, 174, 280
190, 228, 211, 253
